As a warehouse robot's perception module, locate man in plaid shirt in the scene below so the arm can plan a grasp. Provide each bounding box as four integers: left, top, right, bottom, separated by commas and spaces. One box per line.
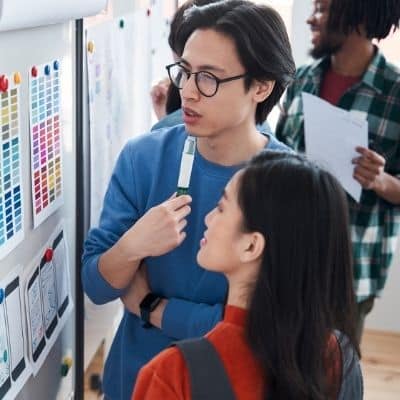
276, 0, 400, 343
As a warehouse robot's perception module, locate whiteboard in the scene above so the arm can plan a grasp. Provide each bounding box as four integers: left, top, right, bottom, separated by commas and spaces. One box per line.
86, 12, 152, 226
0, 0, 108, 32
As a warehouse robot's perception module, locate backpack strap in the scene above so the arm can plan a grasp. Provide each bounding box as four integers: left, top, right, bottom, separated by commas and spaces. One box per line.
334, 330, 364, 400
174, 338, 236, 400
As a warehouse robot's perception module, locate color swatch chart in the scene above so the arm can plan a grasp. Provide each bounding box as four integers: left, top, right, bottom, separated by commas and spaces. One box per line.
29, 61, 63, 228
0, 74, 24, 260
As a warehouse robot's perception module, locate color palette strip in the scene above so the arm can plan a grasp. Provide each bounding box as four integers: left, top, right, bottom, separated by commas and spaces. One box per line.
29, 61, 63, 228
0, 73, 24, 260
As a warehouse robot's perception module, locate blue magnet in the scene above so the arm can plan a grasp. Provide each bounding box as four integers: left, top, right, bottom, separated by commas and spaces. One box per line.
0, 288, 3, 303
119, 19, 124, 28
3, 350, 7, 363
53, 60, 59, 71
44, 65, 51, 76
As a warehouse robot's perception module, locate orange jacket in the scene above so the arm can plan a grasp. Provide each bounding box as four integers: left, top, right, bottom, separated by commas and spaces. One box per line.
132, 305, 340, 399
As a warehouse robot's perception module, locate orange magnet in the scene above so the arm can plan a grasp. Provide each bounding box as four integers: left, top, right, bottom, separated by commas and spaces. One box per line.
0, 75, 9, 92
14, 72, 22, 85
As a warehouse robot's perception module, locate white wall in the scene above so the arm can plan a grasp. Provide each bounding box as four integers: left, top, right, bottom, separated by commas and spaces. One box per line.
366, 244, 400, 333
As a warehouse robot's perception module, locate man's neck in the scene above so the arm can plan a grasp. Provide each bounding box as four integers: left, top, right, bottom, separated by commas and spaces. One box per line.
330, 34, 374, 77
196, 126, 268, 166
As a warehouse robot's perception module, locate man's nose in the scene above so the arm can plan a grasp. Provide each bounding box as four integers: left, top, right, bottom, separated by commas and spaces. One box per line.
181, 74, 200, 100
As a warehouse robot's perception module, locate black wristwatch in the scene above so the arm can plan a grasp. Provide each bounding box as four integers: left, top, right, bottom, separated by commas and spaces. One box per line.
139, 293, 162, 328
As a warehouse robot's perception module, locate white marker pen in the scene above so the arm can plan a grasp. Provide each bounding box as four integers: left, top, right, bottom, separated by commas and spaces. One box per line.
177, 136, 196, 195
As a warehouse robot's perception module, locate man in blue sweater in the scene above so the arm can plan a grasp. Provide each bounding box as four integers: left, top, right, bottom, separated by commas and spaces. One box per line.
82, 2, 295, 399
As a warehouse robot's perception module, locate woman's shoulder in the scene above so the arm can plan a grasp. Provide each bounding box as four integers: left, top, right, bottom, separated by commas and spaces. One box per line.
133, 346, 190, 399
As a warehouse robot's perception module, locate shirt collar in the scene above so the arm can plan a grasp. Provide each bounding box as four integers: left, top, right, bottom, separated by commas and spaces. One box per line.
308, 45, 386, 95
359, 47, 386, 94
224, 305, 247, 327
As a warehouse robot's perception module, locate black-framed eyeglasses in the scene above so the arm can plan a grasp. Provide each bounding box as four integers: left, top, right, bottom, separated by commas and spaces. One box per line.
166, 62, 247, 97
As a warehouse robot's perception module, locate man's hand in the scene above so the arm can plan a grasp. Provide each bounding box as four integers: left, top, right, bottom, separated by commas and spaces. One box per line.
121, 265, 150, 316
352, 146, 386, 191
119, 193, 192, 262
150, 78, 170, 120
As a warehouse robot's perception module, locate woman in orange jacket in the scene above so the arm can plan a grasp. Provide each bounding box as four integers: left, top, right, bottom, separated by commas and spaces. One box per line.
132, 150, 362, 400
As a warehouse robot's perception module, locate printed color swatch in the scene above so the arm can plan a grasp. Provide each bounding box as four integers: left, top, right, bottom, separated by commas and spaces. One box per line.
29, 61, 63, 228
0, 74, 24, 260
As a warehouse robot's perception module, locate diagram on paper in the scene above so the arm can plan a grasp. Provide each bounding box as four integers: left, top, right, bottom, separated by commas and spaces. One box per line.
24, 224, 73, 375
0, 300, 11, 398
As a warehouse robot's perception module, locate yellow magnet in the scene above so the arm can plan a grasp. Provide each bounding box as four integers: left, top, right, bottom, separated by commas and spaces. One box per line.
60, 356, 73, 377
13, 72, 22, 85
87, 41, 95, 53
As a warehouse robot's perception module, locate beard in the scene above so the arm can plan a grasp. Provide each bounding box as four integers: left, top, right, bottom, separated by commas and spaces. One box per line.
309, 31, 344, 59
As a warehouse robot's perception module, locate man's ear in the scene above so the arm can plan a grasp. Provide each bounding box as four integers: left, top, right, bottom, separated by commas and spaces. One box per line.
240, 232, 265, 263
253, 80, 275, 103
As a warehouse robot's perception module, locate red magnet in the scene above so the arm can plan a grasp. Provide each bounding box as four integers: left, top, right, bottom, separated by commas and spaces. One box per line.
31, 66, 38, 77
45, 248, 54, 262
0, 75, 9, 92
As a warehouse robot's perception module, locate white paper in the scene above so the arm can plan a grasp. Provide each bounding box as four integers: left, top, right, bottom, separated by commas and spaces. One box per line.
302, 92, 368, 202
0, 0, 107, 32
86, 12, 152, 226
0, 266, 32, 400
39, 261, 58, 338
29, 61, 64, 228
0, 75, 25, 260
0, 299, 11, 397
51, 223, 73, 323
149, 0, 175, 83
52, 231, 69, 317
22, 222, 73, 376
24, 264, 46, 375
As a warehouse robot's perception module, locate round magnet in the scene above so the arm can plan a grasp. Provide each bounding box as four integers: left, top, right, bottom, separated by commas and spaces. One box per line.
0, 75, 9, 92
14, 72, 22, 84
45, 248, 53, 262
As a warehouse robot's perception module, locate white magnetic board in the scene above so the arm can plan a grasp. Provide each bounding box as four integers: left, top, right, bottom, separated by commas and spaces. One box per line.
0, 0, 108, 32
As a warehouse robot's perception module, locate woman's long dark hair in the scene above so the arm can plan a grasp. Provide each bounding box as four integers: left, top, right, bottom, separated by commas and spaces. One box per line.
238, 151, 359, 400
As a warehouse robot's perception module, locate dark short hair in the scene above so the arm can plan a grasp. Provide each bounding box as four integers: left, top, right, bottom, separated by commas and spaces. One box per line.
328, 0, 400, 39
239, 151, 358, 399
167, 0, 220, 114
168, 0, 220, 56
176, 0, 296, 124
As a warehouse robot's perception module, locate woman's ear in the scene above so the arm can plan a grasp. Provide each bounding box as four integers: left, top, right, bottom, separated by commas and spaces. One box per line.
253, 80, 275, 103
240, 232, 265, 263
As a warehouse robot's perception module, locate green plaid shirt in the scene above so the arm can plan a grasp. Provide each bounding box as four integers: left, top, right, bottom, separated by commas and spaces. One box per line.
276, 49, 400, 302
